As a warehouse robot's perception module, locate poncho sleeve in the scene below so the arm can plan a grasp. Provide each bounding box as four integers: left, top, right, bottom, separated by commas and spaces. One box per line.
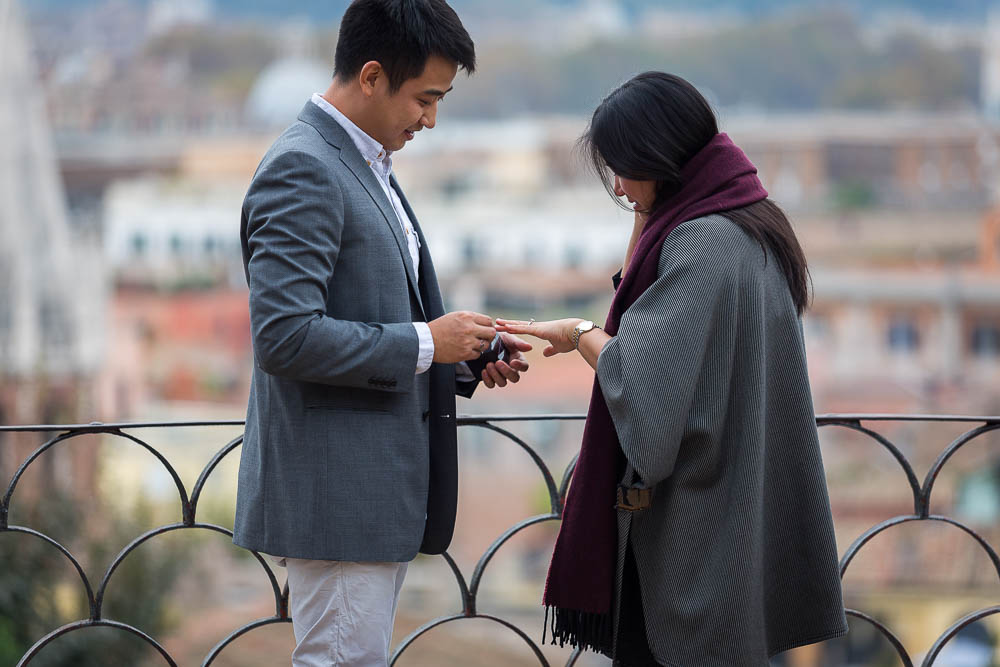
596, 215, 757, 487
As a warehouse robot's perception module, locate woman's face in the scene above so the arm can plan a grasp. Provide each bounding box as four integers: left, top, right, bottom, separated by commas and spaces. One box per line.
613, 174, 657, 213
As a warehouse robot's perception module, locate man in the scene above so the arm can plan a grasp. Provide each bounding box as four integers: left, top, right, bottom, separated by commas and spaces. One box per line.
233, 1, 530, 664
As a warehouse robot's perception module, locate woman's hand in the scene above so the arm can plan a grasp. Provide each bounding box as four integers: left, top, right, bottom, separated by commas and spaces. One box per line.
623, 208, 651, 276
495, 318, 584, 357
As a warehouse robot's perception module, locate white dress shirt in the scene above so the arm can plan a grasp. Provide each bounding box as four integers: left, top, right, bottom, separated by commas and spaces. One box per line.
310, 93, 435, 375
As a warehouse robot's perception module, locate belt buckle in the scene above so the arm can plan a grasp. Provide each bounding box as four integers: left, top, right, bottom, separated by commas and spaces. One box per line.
616, 485, 652, 512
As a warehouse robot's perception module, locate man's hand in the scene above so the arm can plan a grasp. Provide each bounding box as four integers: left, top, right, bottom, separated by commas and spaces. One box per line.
481, 333, 532, 389
429, 311, 497, 363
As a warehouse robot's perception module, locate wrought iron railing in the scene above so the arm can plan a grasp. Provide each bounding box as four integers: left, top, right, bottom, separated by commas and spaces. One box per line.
1, 414, 999, 666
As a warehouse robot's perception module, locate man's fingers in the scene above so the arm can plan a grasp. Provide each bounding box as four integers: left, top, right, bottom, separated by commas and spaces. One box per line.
509, 359, 529, 372
481, 369, 495, 389
500, 333, 533, 351
495, 361, 520, 383
473, 324, 497, 340
471, 313, 495, 327
486, 363, 507, 387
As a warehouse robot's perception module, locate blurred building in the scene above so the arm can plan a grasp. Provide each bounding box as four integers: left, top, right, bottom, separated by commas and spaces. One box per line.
806, 263, 1000, 412
0, 0, 106, 412
728, 112, 999, 211
147, 0, 214, 37
0, 0, 105, 493
103, 176, 247, 288
983, 8, 1000, 121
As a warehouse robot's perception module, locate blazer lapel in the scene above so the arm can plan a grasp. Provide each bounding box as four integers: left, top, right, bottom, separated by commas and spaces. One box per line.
339, 149, 426, 316
298, 102, 425, 317
392, 175, 440, 318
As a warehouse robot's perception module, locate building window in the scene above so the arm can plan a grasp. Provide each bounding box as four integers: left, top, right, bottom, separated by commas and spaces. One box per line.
0, 265, 10, 325
0, 295, 9, 335
918, 161, 941, 193
887, 315, 919, 352
971, 323, 1000, 358
524, 242, 543, 268
461, 237, 480, 269
956, 464, 1000, 524
564, 244, 584, 270
39, 297, 72, 353
804, 311, 831, 342
131, 233, 147, 257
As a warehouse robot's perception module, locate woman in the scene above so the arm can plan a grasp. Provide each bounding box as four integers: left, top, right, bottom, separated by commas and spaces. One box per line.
495, 72, 848, 665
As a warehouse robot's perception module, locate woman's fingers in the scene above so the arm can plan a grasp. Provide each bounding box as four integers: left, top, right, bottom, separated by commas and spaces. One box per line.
543, 345, 557, 357
495, 322, 532, 335
497, 321, 554, 342
495, 319, 540, 333
501, 326, 546, 340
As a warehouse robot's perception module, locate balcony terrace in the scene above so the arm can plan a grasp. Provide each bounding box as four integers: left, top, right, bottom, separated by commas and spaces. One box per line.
1, 414, 999, 666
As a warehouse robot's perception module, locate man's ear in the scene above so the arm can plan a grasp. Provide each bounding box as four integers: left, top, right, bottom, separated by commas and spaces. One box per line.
359, 61, 383, 98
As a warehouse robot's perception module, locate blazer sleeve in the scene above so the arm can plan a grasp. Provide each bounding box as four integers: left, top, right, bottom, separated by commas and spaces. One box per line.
595, 218, 751, 487
244, 149, 419, 392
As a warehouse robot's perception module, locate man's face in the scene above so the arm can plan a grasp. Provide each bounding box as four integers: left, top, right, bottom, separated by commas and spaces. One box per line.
368, 54, 458, 152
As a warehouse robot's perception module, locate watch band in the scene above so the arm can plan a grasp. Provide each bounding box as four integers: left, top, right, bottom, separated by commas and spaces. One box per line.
572, 321, 601, 349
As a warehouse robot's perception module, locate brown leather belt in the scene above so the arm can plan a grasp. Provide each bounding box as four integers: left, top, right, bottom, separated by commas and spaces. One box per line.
616, 485, 653, 511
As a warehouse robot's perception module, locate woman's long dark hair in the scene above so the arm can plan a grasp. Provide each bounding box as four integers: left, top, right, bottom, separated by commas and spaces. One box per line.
581, 71, 811, 315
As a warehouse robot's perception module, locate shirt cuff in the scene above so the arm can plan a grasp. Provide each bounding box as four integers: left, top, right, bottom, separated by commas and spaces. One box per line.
413, 322, 435, 375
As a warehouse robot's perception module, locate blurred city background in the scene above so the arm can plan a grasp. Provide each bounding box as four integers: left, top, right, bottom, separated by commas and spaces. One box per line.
2, 0, 1000, 664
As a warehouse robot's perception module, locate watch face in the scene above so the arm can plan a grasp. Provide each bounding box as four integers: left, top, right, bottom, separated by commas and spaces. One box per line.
580, 320, 595, 331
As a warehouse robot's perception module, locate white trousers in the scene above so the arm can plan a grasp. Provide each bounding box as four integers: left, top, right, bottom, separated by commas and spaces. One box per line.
285, 559, 408, 667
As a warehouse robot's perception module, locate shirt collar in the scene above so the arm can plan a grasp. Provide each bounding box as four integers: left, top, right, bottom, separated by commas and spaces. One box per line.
310, 93, 391, 169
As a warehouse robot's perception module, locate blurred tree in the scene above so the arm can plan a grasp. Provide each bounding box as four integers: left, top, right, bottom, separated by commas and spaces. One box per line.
832, 180, 878, 212
143, 26, 279, 100
443, 9, 979, 118
0, 492, 188, 666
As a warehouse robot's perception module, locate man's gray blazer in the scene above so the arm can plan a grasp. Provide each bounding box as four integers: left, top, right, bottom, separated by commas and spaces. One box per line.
233, 101, 474, 562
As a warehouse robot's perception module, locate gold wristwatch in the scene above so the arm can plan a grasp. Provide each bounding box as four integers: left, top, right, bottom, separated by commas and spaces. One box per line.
572, 320, 600, 349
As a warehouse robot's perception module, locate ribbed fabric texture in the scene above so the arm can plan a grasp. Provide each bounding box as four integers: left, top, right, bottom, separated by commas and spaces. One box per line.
597, 215, 848, 665
542, 134, 768, 657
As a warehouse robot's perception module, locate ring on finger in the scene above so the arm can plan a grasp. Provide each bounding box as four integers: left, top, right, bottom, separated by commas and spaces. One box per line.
479, 339, 488, 352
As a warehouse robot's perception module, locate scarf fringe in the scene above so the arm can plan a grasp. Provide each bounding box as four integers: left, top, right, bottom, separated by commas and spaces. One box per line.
542, 605, 613, 656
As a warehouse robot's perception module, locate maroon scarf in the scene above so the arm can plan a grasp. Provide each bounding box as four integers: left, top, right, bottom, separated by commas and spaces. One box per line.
542, 133, 769, 655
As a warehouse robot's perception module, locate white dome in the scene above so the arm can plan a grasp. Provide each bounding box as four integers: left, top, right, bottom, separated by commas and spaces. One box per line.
245, 57, 332, 127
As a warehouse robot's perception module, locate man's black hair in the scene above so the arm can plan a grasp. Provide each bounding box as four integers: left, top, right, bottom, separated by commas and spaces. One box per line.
334, 0, 476, 93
